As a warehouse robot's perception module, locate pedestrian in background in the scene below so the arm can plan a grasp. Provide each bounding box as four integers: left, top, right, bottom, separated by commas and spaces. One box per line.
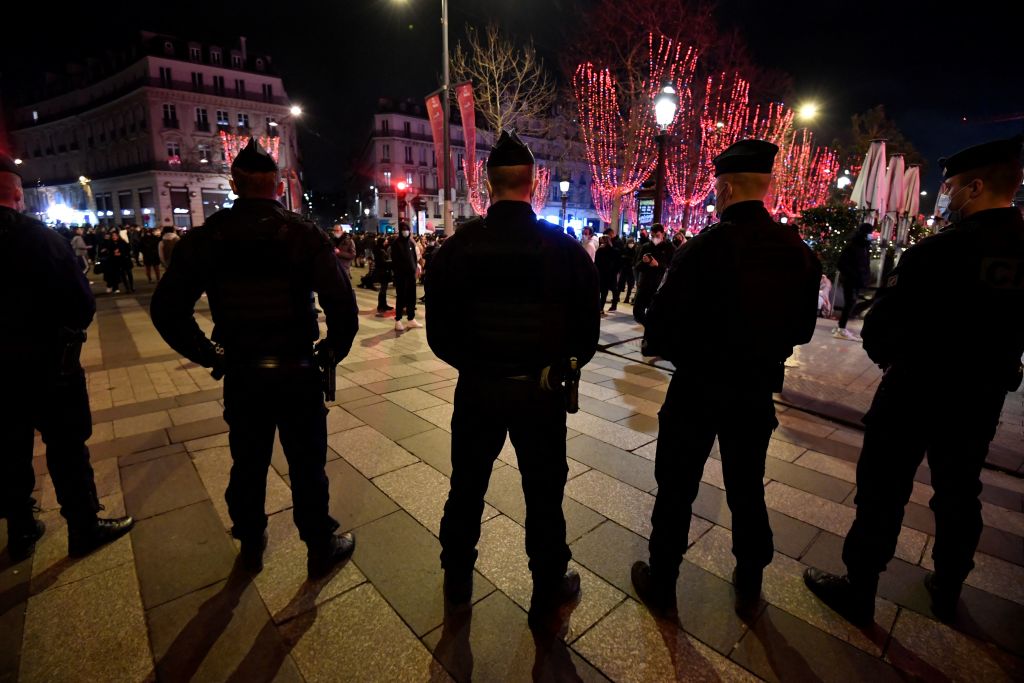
390, 222, 422, 331
595, 235, 621, 315
618, 236, 637, 304
373, 235, 393, 316
832, 222, 874, 341
141, 228, 162, 283
632, 223, 674, 324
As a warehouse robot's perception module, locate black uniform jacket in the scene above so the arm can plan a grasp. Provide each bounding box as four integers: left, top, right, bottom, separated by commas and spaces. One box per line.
150, 198, 358, 367
863, 207, 1024, 389
425, 200, 600, 377
644, 200, 821, 372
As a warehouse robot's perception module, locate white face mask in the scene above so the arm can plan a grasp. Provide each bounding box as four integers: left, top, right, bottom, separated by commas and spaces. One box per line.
401, 230, 410, 237
651, 236, 663, 245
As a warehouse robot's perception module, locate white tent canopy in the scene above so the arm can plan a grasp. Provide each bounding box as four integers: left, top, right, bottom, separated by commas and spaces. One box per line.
850, 139, 889, 220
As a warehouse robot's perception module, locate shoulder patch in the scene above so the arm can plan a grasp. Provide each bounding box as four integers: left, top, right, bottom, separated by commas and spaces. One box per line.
886, 274, 898, 288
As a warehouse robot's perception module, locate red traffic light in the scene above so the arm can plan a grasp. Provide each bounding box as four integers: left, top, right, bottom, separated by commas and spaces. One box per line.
396, 181, 408, 191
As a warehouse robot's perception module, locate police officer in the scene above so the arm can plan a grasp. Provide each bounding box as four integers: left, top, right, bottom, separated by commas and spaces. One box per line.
150, 139, 359, 577
631, 222, 674, 324
426, 130, 600, 626
0, 152, 134, 561
632, 140, 821, 617
805, 135, 1024, 625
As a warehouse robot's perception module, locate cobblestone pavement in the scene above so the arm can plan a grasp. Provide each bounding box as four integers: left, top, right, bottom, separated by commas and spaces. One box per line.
2, 264, 1022, 682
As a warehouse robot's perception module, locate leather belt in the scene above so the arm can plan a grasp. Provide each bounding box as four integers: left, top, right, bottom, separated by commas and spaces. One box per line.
231, 356, 314, 370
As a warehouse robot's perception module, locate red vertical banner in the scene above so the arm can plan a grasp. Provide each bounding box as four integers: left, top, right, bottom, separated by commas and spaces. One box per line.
425, 91, 449, 198
455, 82, 476, 177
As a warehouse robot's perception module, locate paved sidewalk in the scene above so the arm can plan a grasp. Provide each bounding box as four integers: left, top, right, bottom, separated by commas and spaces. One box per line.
2, 264, 1022, 682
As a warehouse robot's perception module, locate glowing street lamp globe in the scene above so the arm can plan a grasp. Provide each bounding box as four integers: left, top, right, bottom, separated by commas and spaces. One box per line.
289, 105, 303, 117
654, 84, 679, 130
559, 180, 570, 194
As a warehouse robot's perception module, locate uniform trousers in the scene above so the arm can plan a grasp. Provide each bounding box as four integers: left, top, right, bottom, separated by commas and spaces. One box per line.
0, 367, 99, 526
843, 370, 1007, 586
222, 367, 338, 544
439, 374, 571, 584
649, 371, 778, 584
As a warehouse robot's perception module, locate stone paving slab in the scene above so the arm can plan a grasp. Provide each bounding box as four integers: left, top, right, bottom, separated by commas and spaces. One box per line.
10, 279, 1022, 683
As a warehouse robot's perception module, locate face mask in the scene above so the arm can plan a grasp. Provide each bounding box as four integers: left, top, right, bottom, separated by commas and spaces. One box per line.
401, 230, 410, 237
942, 185, 973, 223
651, 236, 663, 245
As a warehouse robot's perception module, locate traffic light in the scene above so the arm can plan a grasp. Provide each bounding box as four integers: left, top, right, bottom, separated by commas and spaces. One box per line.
395, 181, 410, 213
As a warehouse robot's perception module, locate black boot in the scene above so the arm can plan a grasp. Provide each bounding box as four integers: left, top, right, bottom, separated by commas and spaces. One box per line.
68, 516, 135, 557
924, 572, 962, 623
803, 568, 875, 627
443, 570, 473, 607
528, 569, 581, 629
7, 518, 46, 562
631, 561, 676, 615
307, 531, 356, 579
239, 531, 268, 574
732, 566, 763, 619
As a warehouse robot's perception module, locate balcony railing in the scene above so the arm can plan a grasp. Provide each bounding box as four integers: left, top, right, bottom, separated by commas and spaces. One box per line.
163, 118, 180, 129
195, 121, 210, 132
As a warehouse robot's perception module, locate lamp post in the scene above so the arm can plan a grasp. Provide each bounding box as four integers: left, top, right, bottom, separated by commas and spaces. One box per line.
652, 83, 679, 226
559, 178, 570, 228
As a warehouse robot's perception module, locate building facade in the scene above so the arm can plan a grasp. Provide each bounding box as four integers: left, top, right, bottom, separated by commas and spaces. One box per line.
358, 98, 601, 232
8, 32, 301, 230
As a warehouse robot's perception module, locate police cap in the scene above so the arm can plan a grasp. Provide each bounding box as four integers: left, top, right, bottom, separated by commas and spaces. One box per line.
232, 137, 278, 174
487, 129, 535, 168
0, 152, 22, 179
712, 139, 778, 177
940, 135, 1023, 180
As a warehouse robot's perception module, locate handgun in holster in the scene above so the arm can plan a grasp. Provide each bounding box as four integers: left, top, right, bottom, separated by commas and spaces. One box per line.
540, 357, 581, 414
57, 327, 87, 377
318, 347, 337, 402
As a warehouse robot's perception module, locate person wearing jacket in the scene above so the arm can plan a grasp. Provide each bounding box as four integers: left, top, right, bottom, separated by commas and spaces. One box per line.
595, 235, 621, 314
158, 225, 180, 268
632, 223, 675, 324
330, 224, 357, 279
833, 222, 874, 341
373, 236, 393, 315
390, 223, 422, 331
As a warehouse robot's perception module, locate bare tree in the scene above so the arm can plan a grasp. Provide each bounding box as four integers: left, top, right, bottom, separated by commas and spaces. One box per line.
451, 23, 557, 136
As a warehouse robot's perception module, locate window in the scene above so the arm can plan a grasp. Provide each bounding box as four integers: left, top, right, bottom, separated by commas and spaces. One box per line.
232, 54, 242, 68
237, 113, 249, 129
383, 170, 392, 187
32, 110, 39, 121
420, 173, 427, 191
212, 75, 225, 95
216, 110, 230, 126
210, 49, 222, 65
195, 107, 209, 131
432, 150, 436, 167
159, 67, 172, 87
406, 172, 413, 185
403, 121, 411, 136
419, 148, 427, 165
382, 119, 389, 134
167, 142, 181, 164
198, 144, 211, 164
261, 83, 273, 101
162, 104, 178, 128
234, 79, 245, 97
404, 146, 413, 163
189, 46, 201, 61
191, 72, 204, 91
266, 117, 278, 135
118, 191, 134, 217
255, 58, 265, 71
382, 144, 390, 162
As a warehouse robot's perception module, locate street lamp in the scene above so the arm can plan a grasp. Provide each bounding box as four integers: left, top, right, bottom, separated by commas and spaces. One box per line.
652, 83, 678, 225
559, 178, 570, 227
14, 158, 22, 165
797, 102, 819, 122
289, 105, 303, 117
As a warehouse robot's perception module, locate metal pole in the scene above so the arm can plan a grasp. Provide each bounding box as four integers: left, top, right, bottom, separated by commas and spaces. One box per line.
560, 192, 567, 228
441, 0, 454, 235
653, 133, 667, 224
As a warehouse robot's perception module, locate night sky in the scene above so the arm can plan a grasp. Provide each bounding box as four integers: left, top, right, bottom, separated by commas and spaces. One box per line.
2, 0, 1020, 206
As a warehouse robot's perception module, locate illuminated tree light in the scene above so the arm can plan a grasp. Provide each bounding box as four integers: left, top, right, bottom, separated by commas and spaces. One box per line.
766, 127, 839, 219
219, 131, 281, 166
531, 166, 552, 215
573, 33, 698, 224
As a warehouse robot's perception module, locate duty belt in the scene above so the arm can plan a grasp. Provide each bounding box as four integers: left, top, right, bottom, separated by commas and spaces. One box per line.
232, 356, 314, 370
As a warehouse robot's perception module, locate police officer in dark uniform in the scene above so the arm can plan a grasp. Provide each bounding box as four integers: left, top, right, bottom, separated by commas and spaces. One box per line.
426, 130, 600, 626
805, 135, 1024, 625
631, 223, 674, 324
0, 152, 134, 561
632, 140, 821, 617
150, 139, 359, 577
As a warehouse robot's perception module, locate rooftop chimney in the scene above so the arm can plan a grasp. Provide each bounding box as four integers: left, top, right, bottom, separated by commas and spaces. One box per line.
240, 36, 247, 63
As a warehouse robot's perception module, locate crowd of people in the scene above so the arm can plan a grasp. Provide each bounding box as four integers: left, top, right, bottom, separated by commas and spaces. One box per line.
53, 223, 181, 294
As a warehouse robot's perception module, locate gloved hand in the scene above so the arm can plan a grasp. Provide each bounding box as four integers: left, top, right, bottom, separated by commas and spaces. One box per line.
314, 339, 336, 370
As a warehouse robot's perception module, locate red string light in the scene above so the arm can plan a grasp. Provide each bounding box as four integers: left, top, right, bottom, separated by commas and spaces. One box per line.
766, 127, 839, 218
531, 167, 551, 215
573, 33, 697, 223
219, 131, 281, 166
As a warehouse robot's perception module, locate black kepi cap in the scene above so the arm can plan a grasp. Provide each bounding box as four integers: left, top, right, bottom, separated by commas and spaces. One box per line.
939, 134, 1023, 180
712, 139, 778, 177
486, 129, 535, 168
232, 137, 278, 173
0, 151, 22, 178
